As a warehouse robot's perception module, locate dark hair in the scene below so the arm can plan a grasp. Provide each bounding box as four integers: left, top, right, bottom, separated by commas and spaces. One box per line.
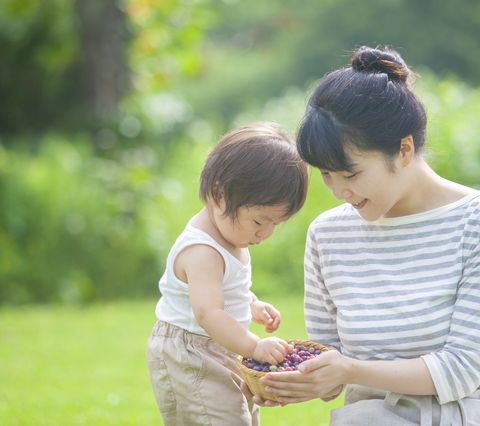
200, 122, 308, 218
297, 46, 427, 172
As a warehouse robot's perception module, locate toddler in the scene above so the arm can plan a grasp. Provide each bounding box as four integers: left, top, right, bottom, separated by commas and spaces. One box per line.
147, 122, 308, 425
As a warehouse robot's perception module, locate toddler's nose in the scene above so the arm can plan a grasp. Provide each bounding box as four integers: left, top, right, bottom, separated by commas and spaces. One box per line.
255, 223, 275, 240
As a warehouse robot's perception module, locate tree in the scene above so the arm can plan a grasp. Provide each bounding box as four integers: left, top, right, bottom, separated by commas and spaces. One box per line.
75, 0, 130, 123
180, 0, 480, 125
0, 0, 213, 137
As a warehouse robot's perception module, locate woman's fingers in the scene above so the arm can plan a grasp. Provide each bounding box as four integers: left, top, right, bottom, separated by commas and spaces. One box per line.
240, 381, 253, 399
254, 396, 282, 407
263, 383, 317, 397
260, 371, 327, 397
262, 370, 305, 382
275, 396, 312, 404
298, 350, 336, 373
241, 382, 282, 407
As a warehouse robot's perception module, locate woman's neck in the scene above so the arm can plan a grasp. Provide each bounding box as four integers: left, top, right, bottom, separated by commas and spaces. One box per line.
386, 160, 474, 217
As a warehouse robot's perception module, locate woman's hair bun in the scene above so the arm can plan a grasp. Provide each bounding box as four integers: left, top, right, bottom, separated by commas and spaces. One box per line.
350, 46, 412, 84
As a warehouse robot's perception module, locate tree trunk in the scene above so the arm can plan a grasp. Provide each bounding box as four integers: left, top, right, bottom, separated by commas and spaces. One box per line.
75, 0, 130, 122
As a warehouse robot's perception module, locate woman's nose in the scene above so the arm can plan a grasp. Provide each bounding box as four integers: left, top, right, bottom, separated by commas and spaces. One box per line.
331, 181, 353, 200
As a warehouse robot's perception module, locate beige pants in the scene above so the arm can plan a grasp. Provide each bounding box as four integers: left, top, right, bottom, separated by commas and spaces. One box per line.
147, 320, 260, 426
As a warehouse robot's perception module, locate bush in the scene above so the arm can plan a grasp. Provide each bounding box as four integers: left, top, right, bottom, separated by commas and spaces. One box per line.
1, 74, 479, 305
0, 135, 206, 304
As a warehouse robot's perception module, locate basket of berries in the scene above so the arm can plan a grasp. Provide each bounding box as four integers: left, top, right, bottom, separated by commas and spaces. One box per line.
237, 339, 329, 401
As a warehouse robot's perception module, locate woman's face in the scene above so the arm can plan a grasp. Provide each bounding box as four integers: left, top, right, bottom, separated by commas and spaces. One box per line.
320, 146, 407, 221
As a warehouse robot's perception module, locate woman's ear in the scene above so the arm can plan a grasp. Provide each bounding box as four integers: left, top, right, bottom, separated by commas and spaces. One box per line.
399, 135, 415, 167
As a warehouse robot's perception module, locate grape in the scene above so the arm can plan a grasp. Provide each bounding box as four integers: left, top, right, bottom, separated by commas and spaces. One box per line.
242, 342, 324, 372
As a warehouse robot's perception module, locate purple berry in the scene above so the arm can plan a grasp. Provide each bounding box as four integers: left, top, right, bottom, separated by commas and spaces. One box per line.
243, 343, 325, 373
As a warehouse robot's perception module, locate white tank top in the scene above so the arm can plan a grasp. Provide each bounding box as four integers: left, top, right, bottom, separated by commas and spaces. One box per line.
155, 221, 252, 336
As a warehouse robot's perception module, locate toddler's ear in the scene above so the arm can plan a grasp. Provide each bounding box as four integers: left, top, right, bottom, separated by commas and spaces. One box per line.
207, 182, 224, 206
207, 192, 227, 215
211, 182, 225, 201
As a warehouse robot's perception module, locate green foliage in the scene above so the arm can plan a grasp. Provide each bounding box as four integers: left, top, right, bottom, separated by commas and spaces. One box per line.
3, 0, 480, 137
1, 74, 478, 305
0, 0, 79, 133
181, 0, 480, 125
417, 74, 480, 187
0, 138, 161, 304
0, 0, 214, 134
127, 0, 215, 93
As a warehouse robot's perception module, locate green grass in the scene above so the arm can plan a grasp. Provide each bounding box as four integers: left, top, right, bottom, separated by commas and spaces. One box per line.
0, 295, 343, 425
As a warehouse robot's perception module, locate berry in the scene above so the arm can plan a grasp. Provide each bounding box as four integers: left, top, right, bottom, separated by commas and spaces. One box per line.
242, 342, 324, 372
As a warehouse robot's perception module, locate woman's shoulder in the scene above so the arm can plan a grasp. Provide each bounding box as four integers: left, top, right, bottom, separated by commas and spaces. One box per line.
308, 203, 358, 231
449, 190, 480, 219
442, 191, 480, 239
463, 191, 480, 223
466, 190, 480, 206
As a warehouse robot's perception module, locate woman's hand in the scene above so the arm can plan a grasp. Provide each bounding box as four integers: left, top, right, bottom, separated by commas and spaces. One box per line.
258, 349, 352, 403
250, 300, 281, 332
240, 381, 286, 407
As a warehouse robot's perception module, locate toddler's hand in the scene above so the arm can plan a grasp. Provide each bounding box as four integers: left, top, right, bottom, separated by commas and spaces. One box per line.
253, 337, 292, 365
251, 300, 281, 333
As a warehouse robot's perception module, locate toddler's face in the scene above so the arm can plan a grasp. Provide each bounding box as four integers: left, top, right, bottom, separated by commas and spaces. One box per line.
213, 203, 289, 249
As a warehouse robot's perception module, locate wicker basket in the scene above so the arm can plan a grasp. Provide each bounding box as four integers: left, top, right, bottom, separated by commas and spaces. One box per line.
237, 339, 329, 401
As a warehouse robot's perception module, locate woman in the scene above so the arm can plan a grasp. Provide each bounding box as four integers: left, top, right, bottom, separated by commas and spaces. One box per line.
250, 46, 480, 425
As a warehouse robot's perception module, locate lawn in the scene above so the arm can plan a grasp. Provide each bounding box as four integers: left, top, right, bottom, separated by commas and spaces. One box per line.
0, 295, 343, 425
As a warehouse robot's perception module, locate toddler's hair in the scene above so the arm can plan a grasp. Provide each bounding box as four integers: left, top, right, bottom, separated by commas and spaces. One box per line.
200, 122, 308, 218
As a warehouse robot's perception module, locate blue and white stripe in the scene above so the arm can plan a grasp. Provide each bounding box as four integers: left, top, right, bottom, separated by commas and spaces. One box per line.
304, 193, 480, 404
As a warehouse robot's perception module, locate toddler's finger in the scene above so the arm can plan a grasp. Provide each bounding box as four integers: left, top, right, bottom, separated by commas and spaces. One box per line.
264, 324, 276, 333
275, 346, 290, 362
271, 351, 285, 364
270, 316, 280, 329
265, 304, 281, 319
278, 340, 292, 351
263, 309, 273, 322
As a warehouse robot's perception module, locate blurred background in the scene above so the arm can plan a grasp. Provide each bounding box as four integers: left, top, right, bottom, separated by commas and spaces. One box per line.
1, 1, 480, 424
1, 0, 480, 306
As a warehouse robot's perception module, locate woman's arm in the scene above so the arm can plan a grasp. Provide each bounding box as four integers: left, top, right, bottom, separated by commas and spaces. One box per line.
259, 350, 436, 404
348, 356, 436, 395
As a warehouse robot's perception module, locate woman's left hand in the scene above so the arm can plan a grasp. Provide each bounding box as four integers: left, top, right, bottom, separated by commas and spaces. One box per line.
240, 381, 286, 407
259, 349, 352, 403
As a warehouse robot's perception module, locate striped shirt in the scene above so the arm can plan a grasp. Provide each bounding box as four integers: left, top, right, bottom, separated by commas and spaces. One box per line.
304, 192, 480, 404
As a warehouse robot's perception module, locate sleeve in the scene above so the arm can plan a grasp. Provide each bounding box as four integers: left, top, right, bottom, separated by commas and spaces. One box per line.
304, 222, 341, 351
421, 209, 480, 404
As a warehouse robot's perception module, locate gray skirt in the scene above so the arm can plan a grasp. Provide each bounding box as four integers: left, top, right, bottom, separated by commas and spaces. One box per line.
330, 385, 480, 426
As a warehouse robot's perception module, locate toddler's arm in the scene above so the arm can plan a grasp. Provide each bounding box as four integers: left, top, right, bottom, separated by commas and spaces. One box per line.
179, 244, 289, 364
